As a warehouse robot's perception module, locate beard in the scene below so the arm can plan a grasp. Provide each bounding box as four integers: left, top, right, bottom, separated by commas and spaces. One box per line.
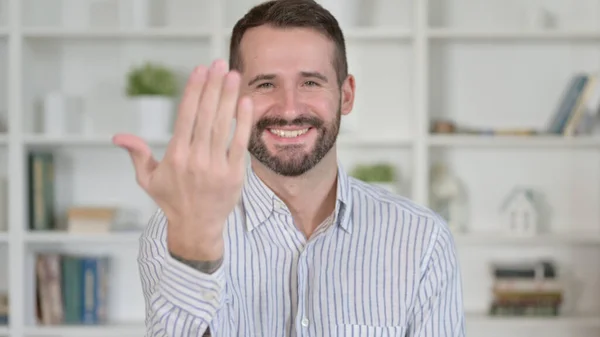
247, 108, 341, 177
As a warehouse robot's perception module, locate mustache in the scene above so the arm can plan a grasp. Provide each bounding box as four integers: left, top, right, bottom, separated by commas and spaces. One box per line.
255, 116, 324, 130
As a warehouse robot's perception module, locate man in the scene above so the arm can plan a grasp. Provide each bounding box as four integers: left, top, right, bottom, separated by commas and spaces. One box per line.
113, 0, 465, 336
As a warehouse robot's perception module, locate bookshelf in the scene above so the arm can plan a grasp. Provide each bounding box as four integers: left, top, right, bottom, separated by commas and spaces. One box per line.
0, 0, 598, 336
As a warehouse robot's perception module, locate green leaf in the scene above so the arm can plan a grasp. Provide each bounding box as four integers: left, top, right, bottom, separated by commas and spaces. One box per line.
350, 163, 395, 182
126, 62, 178, 97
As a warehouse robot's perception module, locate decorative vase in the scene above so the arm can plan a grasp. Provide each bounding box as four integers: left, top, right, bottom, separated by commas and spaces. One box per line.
134, 96, 174, 138
131, 0, 150, 29
429, 163, 469, 233
41, 92, 86, 135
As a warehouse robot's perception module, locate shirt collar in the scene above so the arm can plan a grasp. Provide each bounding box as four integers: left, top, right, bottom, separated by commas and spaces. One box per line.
240, 161, 354, 234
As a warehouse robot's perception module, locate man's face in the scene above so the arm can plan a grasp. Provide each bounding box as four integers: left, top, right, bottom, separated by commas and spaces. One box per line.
237, 25, 355, 176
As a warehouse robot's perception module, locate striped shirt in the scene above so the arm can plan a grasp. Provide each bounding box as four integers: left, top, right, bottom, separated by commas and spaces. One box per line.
138, 162, 466, 336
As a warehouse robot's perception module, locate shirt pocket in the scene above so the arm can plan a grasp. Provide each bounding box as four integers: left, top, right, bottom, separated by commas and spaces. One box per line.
334, 324, 407, 337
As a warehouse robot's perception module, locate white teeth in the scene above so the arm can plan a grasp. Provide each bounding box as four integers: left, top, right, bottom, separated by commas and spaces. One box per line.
270, 128, 309, 138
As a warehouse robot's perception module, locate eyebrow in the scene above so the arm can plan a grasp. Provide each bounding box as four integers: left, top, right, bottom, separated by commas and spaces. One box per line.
248, 74, 275, 86
247, 71, 328, 86
301, 71, 328, 83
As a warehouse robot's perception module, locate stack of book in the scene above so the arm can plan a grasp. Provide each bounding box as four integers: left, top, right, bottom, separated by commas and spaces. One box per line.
35, 253, 109, 325
489, 259, 563, 317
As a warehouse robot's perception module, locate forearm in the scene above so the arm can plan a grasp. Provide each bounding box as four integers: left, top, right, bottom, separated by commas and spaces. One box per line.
138, 212, 229, 336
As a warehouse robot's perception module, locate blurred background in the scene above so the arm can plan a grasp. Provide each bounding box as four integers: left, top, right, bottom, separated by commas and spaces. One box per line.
0, 0, 599, 336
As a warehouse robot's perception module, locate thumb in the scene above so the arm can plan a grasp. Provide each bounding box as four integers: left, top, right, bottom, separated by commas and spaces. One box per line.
112, 133, 157, 189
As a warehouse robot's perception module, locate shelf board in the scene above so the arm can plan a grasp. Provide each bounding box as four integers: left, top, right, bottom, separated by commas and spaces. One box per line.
454, 233, 600, 246
24, 231, 142, 244
428, 28, 600, 40
344, 27, 412, 40
22, 27, 213, 39
22, 27, 411, 41
23, 133, 411, 148
24, 134, 171, 147
24, 322, 144, 336
223, 27, 413, 41
337, 134, 412, 147
26, 133, 600, 149
428, 134, 600, 148
466, 312, 600, 327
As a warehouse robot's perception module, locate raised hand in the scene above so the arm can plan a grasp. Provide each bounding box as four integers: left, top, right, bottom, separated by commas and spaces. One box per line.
113, 59, 254, 261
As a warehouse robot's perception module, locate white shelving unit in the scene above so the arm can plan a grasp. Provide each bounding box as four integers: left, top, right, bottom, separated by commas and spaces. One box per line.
0, 0, 598, 336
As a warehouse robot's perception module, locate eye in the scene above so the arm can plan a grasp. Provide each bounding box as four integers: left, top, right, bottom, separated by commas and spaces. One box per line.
257, 82, 273, 89
304, 80, 319, 86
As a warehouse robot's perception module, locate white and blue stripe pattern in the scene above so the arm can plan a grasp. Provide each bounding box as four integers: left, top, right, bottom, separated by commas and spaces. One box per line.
138, 162, 466, 336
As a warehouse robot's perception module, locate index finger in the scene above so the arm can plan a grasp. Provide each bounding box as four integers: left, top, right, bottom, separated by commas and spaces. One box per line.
171, 66, 208, 146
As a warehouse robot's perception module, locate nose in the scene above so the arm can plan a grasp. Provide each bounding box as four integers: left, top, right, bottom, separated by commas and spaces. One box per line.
275, 86, 302, 120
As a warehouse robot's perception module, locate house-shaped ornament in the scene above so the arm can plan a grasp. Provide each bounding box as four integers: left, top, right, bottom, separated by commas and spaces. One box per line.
499, 187, 539, 237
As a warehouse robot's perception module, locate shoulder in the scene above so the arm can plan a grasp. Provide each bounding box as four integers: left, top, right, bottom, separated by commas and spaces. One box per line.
348, 175, 445, 225
347, 177, 457, 266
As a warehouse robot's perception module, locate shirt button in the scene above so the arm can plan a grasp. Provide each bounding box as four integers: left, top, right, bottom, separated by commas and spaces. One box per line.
301, 318, 309, 327
202, 291, 216, 301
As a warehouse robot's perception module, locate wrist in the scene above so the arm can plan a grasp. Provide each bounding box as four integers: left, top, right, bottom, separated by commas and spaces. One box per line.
166, 218, 225, 261
170, 251, 224, 274
168, 232, 224, 261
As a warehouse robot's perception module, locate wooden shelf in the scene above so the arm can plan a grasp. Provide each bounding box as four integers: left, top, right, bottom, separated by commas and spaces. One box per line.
22, 27, 212, 39
466, 312, 600, 327
222, 27, 412, 40
22, 133, 413, 148
3, 1, 600, 336
454, 233, 600, 246
24, 231, 142, 244
428, 134, 600, 148
24, 322, 144, 336
428, 28, 600, 40
24, 134, 170, 147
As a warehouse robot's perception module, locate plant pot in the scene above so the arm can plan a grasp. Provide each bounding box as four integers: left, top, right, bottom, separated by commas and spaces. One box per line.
134, 95, 174, 138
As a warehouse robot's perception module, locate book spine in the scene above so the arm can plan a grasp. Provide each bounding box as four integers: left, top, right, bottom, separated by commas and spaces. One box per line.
81, 258, 98, 324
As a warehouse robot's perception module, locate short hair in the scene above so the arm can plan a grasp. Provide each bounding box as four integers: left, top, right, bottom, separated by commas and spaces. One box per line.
228, 0, 348, 87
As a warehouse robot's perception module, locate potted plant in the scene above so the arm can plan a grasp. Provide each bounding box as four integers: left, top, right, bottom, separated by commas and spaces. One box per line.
126, 62, 178, 138
350, 163, 397, 193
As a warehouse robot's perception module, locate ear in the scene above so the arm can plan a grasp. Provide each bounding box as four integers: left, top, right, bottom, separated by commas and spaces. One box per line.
340, 74, 356, 116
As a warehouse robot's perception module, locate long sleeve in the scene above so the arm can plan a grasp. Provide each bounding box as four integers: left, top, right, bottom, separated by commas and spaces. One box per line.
406, 216, 466, 337
137, 209, 231, 336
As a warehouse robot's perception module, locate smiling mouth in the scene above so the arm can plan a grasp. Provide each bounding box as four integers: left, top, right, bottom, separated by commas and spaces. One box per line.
268, 128, 311, 138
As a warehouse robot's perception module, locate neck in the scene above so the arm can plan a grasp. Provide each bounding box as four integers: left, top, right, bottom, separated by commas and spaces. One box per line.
251, 149, 339, 238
